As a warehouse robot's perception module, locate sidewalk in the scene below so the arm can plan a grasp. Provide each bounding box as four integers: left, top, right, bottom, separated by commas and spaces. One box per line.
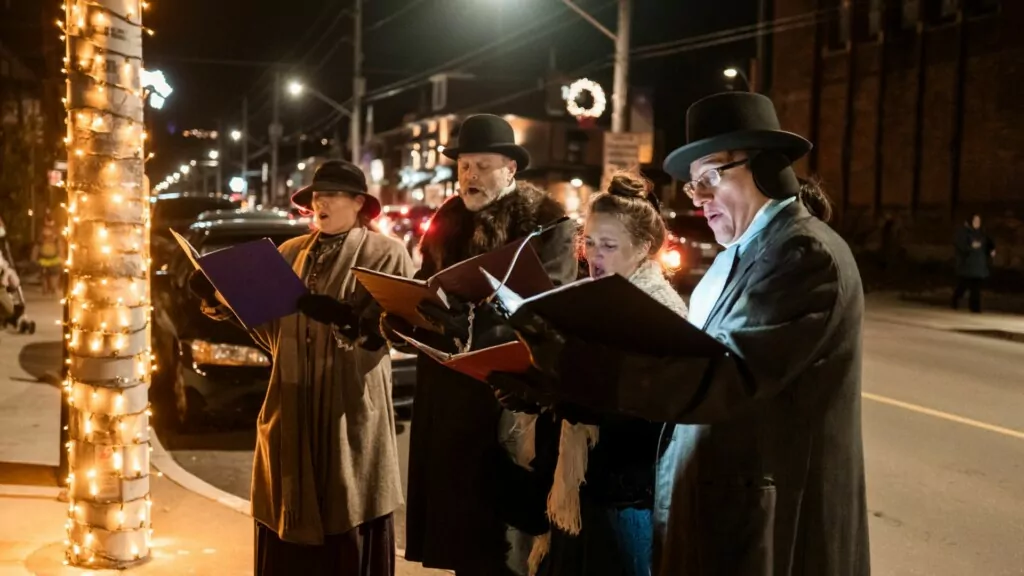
866, 291, 1024, 338
0, 288, 445, 575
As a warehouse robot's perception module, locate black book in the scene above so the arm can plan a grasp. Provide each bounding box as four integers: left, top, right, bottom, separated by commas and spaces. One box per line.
483, 270, 728, 358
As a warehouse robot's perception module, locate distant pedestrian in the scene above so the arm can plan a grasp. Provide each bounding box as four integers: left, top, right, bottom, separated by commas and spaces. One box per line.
952, 213, 995, 313
31, 213, 63, 296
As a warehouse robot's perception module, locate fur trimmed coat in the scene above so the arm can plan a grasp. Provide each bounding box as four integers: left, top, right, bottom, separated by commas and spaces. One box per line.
404, 182, 578, 573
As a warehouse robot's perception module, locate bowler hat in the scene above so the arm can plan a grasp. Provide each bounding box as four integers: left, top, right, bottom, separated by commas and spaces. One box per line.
442, 114, 531, 170
290, 160, 381, 219
662, 92, 812, 180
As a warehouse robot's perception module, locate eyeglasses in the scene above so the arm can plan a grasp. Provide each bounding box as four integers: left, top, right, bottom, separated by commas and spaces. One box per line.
682, 159, 749, 199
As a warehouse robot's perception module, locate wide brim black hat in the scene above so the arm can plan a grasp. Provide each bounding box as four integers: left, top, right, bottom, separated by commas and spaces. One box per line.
291, 159, 381, 219
663, 92, 812, 180
441, 113, 531, 170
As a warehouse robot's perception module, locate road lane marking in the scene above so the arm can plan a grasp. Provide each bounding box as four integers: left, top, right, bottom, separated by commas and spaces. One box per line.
863, 392, 1024, 441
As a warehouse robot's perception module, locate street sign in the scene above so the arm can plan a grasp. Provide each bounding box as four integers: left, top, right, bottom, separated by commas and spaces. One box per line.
601, 132, 643, 191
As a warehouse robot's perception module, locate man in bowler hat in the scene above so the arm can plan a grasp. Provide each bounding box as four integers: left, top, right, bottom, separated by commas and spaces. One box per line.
490, 92, 871, 575
390, 114, 578, 575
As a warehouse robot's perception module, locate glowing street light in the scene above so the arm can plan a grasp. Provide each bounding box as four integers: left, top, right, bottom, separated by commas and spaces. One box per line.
229, 177, 246, 193
288, 81, 304, 96
208, 150, 219, 160
230, 129, 242, 142
722, 67, 750, 91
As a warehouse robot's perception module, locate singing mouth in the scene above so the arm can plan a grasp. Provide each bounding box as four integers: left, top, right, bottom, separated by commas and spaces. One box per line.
591, 265, 607, 279
465, 186, 482, 196
318, 212, 330, 221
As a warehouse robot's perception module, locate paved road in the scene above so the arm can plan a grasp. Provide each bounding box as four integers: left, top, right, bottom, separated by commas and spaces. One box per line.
162, 312, 1024, 574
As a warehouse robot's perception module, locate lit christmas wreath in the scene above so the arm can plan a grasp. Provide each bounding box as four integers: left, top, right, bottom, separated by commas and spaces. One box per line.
565, 78, 607, 119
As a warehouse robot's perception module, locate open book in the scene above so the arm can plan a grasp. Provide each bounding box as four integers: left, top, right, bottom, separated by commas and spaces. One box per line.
397, 334, 532, 383
483, 269, 728, 358
352, 233, 555, 332
171, 229, 308, 330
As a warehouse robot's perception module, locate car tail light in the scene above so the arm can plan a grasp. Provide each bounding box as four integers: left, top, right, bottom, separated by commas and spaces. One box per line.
660, 249, 683, 271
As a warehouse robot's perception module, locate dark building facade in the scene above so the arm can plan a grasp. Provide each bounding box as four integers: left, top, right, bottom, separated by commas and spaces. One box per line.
771, 0, 1022, 270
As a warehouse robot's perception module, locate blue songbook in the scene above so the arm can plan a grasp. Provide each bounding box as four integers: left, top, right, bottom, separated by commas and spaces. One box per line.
171, 229, 308, 330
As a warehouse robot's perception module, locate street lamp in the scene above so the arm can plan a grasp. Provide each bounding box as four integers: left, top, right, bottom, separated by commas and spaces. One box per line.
208, 150, 219, 160
288, 81, 304, 96
723, 67, 751, 91
230, 129, 242, 142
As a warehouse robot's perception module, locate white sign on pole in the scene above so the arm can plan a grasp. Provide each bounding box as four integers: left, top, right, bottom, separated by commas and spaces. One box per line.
602, 132, 642, 191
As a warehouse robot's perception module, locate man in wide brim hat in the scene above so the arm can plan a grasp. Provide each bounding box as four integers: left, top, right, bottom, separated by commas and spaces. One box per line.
441, 113, 531, 171
662, 91, 812, 180
291, 159, 382, 220
483, 92, 871, 576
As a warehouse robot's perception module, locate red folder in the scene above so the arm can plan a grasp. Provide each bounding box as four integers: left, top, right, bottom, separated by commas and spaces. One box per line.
397, 334, 533, 382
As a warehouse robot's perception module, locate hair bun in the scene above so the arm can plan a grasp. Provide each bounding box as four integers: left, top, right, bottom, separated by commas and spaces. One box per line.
608, 172, 651, 199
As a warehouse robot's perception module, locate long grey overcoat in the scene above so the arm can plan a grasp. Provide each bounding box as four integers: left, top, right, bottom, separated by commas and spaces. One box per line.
210, 226, 414, 545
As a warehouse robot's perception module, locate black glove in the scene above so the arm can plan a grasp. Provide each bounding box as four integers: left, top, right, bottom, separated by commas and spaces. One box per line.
188, 269, 217, 304
488, 370, 557, 411
416, 298, 471, 341
508, 309, 569, 377
297, 293, 356, 328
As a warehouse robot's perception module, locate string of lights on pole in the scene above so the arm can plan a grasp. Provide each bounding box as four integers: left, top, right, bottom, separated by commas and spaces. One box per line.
58, 0, 156, 568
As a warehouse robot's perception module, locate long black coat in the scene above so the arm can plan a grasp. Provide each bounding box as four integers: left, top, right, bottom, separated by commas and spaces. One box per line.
404, 183, 578, 573
541, 201, 871, 576
953, 224, 994, 279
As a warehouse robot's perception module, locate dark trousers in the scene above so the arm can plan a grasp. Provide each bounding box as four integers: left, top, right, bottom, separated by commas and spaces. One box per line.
255, 514, 395, 576
952, 277, 983, 313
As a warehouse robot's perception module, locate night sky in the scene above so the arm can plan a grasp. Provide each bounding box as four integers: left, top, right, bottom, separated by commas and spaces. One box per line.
140, 0, 760, 182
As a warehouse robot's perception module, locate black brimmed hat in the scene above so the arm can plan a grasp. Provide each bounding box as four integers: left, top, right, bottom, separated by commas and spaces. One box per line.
442, 114, 530, 170
290, 160, 381, 219
663, 92, 812, 180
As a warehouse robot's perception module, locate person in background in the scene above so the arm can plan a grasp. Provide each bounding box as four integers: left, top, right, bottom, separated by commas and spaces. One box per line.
0, 221, 21, 330
494, 171, 687, 576
190, 160, 413, 576
489, 92, 870, 576
32, 213, 63, 296
952, 213, 995, 313
385, 114, 578, 576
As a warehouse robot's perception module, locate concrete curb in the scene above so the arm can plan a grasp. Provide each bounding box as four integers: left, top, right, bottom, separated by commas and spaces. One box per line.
149, 431, 429, 567
149, 430, 250, 516
0, 484, 63, 499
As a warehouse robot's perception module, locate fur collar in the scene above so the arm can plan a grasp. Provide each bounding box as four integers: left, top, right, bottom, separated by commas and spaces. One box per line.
419, 181, 565, 272
628, 259, 689, 318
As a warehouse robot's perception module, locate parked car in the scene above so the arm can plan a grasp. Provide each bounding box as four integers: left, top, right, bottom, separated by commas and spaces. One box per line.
152, 214, 416, 429
661, 209, 722, 293
150, 192, 240, 272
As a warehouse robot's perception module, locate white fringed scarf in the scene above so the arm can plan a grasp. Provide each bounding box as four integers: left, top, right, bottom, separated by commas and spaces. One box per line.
513, 260, 689, 575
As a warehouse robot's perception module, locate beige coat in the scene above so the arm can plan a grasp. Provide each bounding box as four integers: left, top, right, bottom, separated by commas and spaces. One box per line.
230, 227, 413, 545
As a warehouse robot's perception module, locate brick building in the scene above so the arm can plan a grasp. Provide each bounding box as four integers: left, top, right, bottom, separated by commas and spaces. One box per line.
770, 0, 1022, 270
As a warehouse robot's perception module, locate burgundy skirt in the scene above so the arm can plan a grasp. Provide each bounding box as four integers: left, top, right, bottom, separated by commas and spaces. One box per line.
254, 514, 395, 576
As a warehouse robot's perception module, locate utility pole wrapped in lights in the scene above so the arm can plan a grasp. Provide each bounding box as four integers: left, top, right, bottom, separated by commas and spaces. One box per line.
61, 0, 153, 568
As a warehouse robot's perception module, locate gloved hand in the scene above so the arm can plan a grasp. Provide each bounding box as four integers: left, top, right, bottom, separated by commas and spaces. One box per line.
508, 309, 569, 377
416, 298, 471, 341
188, 269, 217, 304
488, 370, 557, 412
297, 293, 356, 328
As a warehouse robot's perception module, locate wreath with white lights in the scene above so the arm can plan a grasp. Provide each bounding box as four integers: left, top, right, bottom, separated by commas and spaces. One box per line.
565, 78, 607, 119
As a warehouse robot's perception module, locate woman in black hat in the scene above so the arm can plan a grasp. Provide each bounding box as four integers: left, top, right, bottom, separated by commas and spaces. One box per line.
190, 160, 414, 576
